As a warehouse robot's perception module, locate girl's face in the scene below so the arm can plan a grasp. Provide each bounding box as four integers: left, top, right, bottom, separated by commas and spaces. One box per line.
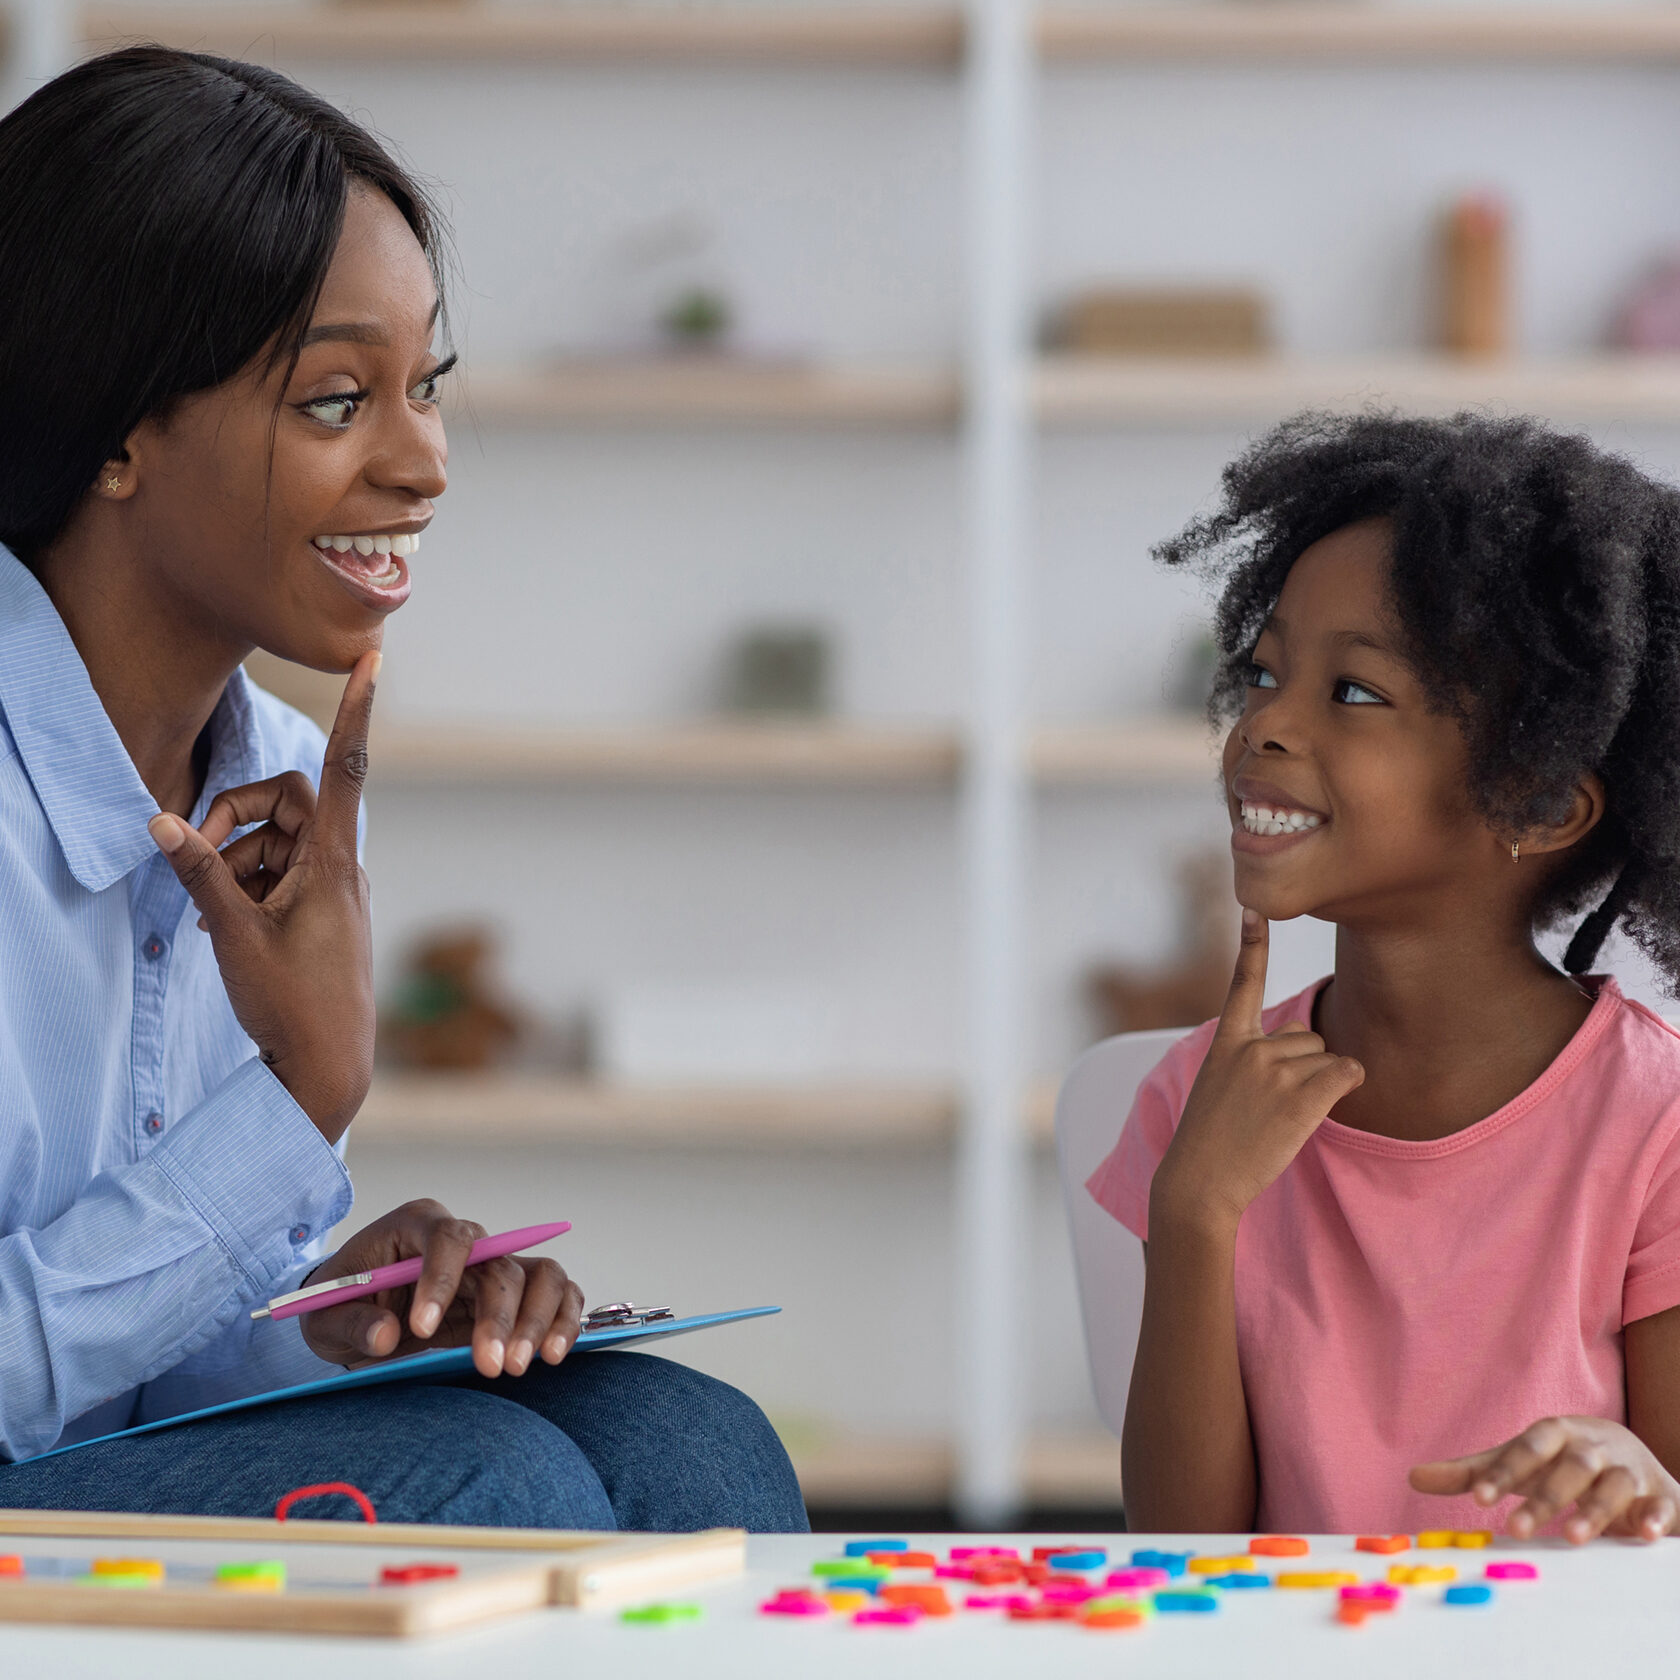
1221, 518, 1511, 927
116, 184, 448, 672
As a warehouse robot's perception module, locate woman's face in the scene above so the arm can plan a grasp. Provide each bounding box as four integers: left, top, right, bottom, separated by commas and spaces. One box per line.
1220, 518, 1507, 928
119, 183, 448, 672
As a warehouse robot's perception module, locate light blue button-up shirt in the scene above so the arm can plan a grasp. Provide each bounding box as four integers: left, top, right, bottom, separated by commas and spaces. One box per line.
0, 546, 355, 1462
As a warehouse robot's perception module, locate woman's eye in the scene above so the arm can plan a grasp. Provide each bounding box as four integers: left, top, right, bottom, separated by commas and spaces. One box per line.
410, 372, 442, 405
1245, 661, 1278, 690
1333, 678, 1385, 705
303, 391, 360, 427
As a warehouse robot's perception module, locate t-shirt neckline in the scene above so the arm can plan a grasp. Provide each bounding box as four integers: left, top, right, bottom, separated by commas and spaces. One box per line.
1302, 972, 1621, 1160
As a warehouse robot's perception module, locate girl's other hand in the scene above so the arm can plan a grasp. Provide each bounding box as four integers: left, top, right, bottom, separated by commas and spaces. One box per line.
299, 1200, 585, 1378
1151, 909, 1366, 1235
1410, 1416, 1680, 1543
146, 653, 379, 1143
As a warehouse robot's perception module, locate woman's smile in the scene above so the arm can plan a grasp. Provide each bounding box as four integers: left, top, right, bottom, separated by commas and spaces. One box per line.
307, 523, 422, 612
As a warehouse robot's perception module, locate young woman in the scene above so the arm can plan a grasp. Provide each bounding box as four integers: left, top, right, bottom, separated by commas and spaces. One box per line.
1094, 412, 1680, 1540
0, 46, 806, 1531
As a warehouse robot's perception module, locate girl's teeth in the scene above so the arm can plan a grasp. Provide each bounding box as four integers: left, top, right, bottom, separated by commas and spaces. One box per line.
1240, 801, 1323, 837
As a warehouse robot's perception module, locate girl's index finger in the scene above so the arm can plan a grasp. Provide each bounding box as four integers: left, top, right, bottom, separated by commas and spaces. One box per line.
1215, 907, 1270, 1042
314, 648, 381, 852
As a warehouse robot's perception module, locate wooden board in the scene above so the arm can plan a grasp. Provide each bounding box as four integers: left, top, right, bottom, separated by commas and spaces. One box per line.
0, 1511, 744, 1635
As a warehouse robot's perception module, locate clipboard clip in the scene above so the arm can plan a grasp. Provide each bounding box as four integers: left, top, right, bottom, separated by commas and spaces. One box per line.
582, 1302, 675, 1332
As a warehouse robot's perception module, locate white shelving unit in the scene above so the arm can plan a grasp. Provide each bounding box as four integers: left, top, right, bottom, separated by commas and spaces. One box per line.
42, 0, 1680, 1522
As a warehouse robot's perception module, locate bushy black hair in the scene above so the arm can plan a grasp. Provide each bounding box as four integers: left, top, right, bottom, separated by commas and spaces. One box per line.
0, 45, 445, 564
1155, 409, 1680, 986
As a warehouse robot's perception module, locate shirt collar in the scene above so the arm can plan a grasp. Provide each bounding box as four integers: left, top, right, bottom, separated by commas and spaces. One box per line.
0, 546, 266, 893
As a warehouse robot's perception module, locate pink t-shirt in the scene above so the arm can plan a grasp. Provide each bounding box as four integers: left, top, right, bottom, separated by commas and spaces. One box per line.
1087, 975, 1680, 1535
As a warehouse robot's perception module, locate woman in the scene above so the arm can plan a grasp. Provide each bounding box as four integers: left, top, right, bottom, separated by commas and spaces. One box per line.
0, 46, 806, 1531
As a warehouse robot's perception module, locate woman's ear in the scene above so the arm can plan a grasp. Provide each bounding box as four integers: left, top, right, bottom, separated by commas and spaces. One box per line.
1517, 772, 1606, 858
94, 443, 136, 501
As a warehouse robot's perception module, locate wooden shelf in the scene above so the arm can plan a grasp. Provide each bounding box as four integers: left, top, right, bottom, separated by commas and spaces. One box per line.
459, 360, 960, 428
353, 1073, 959, 1146
365, 719, 1224, 789
1032, 717, 1218, 785
1039, 6, 1680, 64
80, 5, 965, 67
368, 721, 963, 787
1036, 353, 1680, 426
791, 1429, 1122, 1509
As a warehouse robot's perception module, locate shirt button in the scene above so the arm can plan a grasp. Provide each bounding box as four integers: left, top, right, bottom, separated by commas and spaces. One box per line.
144, 1113, 163, 1135
142, 933, 167, 961
289, 1226, 310, 1245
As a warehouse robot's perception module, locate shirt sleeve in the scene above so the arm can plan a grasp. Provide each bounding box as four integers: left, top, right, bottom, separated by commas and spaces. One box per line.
1624, 1114, 1680, 1326
0, 1057, 352, 1462
1084, 1021, 1218, 1242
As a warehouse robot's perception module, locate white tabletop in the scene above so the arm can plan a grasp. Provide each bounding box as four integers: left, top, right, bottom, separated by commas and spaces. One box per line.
3, 1531, 1676, 1678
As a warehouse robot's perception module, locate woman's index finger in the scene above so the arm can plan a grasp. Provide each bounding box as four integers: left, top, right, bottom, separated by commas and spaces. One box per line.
1215, 907, 1270, 1041
315, 649, 380, 849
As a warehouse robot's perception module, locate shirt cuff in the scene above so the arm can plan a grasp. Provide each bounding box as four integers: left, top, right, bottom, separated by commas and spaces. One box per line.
150, 1057, 354, 1297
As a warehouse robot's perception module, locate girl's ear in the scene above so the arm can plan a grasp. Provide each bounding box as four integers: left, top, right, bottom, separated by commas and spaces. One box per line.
1517, 772, 1607, 858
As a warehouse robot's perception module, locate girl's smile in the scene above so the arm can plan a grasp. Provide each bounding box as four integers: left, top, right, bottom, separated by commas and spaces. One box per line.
1230, 772, 1328, 854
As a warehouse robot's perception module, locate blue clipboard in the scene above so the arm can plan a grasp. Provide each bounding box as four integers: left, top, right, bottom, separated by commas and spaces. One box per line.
34, 1306, 780, 1461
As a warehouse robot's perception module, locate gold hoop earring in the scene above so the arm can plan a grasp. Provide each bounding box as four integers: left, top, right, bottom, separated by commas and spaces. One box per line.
1512, 840, 1521, 862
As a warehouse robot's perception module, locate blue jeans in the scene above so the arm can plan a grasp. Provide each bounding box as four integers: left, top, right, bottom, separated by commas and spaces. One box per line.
0, 1352, 809, 1533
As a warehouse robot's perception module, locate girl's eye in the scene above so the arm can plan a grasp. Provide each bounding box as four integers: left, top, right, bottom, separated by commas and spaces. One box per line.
1333, 678, 1385, 705
1245, 661, 1278, 690
302, 390, 362, 428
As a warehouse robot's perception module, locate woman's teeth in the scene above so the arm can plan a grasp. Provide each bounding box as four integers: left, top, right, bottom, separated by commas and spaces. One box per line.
1240, 802, 1324, 837
312, 532, 420, 558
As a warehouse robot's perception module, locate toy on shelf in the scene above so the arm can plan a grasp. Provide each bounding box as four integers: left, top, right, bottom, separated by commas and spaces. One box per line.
721, 626, 833, 716
1440, 193, 1510, 359
1087, 852, 1236, 1034
380, 926, 523, 1071
1610, 254, 1680, 351
1044, 287, 1269, 357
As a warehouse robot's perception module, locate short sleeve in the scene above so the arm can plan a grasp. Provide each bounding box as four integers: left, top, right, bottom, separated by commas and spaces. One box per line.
1084, 1021, 1219, 1243
1624, 1118, 1680, 1326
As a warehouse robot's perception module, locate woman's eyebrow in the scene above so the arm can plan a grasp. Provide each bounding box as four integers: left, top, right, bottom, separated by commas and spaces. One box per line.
300, 300, 441, 351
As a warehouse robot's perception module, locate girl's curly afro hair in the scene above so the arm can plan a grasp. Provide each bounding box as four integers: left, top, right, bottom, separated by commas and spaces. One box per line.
1155, 409, 1680, 987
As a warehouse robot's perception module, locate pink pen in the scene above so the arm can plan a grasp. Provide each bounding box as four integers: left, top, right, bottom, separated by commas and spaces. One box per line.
250, 1221, 572, 1321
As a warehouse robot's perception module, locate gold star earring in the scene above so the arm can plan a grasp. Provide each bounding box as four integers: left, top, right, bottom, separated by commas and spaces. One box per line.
105, 475, 121, 493
1512, 840, 1521, 862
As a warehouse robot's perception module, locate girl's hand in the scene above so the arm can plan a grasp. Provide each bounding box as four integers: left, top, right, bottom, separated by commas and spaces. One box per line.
1410, 1417, 1680, 1543
147, 653, 379, 1144
1151, 909, 1365, 1233
299, 1200, 585, 1379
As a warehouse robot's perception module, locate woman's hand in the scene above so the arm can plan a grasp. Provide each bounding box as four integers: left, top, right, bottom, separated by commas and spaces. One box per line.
1151, 909, 1365, 1235
147, 652, 379, 1143
300, 1200, 585, 1378
1411, 1417, 1680, 1543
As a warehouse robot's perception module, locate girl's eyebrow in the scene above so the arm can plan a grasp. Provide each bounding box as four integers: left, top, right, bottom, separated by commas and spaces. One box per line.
1330, 627, 1402, 657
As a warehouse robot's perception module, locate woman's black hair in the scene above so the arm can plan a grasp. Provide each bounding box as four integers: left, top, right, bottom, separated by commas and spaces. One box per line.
0, 45, 445, 564
1156, 410, 1680, 986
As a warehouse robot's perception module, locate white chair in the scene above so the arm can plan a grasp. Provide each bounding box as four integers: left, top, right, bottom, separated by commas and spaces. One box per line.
1053, 1028, 1187, 1439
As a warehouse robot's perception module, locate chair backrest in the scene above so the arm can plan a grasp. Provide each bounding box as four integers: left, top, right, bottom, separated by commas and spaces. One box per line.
1053, 1027, 1187, 1437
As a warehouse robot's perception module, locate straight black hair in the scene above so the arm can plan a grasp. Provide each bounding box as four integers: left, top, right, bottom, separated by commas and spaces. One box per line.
0, 45, 445, 566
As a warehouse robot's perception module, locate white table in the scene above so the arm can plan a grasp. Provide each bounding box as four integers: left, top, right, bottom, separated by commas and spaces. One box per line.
3, 1531, 1676, 1678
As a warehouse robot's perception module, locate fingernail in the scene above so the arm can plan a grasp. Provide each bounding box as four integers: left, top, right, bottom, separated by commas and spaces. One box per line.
1242, 907, 1260, 930
148, 814, 185, 854
415, 1302, 441, 1336
365, 1326, 382, 1354
547, 1333, 567, 1362
487, 1338, 505, 1372
1474, 1480, 1498, 1504
368, 650, 383, 682
509, 1338, 532, 1373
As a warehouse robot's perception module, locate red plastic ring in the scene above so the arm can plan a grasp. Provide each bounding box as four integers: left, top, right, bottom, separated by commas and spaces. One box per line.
274, 1481, 378, 1524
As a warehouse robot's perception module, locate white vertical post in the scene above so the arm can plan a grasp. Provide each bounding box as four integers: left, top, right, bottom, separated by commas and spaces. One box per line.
6, 0, 75, 109
957, 0, 1031, 1528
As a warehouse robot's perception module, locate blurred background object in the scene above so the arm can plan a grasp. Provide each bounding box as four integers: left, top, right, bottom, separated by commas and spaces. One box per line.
48, 0, 1680, 1533
381, 926, 523, 1072
1440, 192, 1510, 359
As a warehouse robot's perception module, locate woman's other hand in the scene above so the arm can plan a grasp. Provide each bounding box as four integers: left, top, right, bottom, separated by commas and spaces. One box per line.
1411, 1416, 1680, 1543
147, 652, 378, 1142
299, 1200, 585, 1378
1150, 908, 1366, 1236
